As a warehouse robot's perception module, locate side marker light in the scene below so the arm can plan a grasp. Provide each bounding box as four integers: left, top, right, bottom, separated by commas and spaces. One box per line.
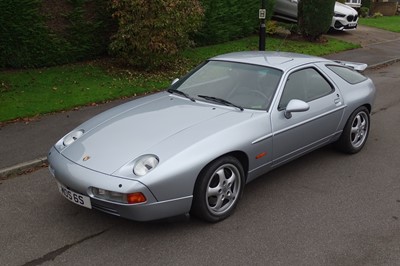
256, 152, 267, 159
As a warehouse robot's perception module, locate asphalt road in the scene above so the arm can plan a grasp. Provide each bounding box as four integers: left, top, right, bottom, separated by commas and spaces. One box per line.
1, 62, 400, 266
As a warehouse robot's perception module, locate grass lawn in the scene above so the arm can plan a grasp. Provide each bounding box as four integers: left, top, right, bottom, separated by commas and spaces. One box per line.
0, 35, 359, 123
359, 16, 400, 33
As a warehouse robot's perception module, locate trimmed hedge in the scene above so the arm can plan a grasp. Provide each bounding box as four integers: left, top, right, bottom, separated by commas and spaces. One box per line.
362, 0, 372, 9
62, 0, 113, 61
1, 0, 274, 69
0, 0, 63, 67
298, 0, 335, 41
195, 0, 275, 45
0, 0, 112, 68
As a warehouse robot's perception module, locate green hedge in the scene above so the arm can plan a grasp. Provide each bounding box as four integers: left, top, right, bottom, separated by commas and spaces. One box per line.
298, 0, 335, 40
0, 0, 112, 68
0, 0, 63, 67
362, 0, 372, 9
194, 0, 275, 45
1, 0, 274, 69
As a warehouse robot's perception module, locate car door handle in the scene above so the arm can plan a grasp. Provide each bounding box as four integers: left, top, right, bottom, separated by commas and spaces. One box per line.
334, 97, 342, 106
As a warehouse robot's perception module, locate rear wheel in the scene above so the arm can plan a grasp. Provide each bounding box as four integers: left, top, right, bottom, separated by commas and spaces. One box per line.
336, 106, 370, 154
190, 156, 245, 223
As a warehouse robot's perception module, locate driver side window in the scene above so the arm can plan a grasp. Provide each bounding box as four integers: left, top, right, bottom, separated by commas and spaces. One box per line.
278, 68, 333, 110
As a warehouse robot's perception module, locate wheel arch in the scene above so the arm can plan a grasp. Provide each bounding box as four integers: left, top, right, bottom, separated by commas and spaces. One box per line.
363, 103, 371, 114
193, 150, 249, 192
190, 150, 248, 222
336, 104, 371, 154
341, 102, 371, 128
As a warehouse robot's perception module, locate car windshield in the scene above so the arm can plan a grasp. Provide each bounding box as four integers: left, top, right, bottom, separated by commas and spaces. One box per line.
170, 60, 283, 111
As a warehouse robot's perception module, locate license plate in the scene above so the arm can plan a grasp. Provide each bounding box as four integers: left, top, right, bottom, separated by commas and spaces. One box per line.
57, 182, 92, 209
348, 23, 357, 27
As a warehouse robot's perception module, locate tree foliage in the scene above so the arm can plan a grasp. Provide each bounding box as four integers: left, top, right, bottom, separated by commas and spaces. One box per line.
110, 0, 203, 70
298, 0, 335, 41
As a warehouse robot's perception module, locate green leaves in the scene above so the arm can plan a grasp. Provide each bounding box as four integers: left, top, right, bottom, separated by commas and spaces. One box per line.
0, 0, 112, 68
110, 0, 204, 70
194, 0, 275, 46
298, 0, 335, 41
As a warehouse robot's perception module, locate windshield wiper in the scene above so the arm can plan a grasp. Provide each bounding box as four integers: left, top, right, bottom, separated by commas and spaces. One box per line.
167, 88, 195, 102
197, 95, 244, 111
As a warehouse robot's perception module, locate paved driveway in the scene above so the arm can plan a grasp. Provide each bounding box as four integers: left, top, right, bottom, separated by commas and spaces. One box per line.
328, 25, 400, 47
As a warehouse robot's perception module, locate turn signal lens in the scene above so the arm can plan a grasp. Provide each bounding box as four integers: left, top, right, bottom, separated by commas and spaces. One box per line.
127, 192, 147, 204
91, 187, 147, 204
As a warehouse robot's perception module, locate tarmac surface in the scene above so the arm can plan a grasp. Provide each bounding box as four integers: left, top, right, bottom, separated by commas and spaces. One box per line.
1, 25, 400, 178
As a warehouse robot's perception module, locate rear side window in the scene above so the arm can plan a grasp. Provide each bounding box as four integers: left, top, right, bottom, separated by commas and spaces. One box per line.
279, 68, 334, 110
327, 65, 367, 84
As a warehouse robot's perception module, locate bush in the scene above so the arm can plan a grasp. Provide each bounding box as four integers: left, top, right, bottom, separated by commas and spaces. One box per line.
194, 0, 275, 45
266, 21, 279, 35
372, 12, 383, 19
360, 7, 370, 18
298, 0, 335, 41
110, 0, 203, 70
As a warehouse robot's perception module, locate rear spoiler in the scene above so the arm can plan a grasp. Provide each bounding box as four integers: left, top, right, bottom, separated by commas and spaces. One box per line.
334, 60, 368, 72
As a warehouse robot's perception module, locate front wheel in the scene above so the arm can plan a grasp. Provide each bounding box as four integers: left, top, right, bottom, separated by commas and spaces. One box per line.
336, 106, 370, 154
190, 156, 245, 223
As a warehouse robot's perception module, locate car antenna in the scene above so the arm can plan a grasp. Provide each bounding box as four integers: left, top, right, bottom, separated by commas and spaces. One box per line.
276, 24, 295, 53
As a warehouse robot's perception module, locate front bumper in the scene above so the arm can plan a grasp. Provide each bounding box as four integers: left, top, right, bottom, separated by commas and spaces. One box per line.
47, 146, 192, 221
332, 16, 358, 30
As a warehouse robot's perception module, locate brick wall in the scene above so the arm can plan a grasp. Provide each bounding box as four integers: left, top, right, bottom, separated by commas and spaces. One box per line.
370, 2, 398, 15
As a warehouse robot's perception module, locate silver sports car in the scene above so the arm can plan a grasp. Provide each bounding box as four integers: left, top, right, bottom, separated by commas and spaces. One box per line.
48, 51, 376, 222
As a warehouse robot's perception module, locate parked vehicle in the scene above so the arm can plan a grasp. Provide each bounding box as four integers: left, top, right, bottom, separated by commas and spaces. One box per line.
48, 51, 375, 223
273, 0, 359, 31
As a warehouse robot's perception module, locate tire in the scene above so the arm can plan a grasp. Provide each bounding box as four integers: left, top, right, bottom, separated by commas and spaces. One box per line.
336, 106, 370, 154
190, 156, 245, 223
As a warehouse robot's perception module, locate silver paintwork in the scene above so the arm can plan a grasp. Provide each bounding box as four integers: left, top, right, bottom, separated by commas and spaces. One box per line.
48, 51, 376, 221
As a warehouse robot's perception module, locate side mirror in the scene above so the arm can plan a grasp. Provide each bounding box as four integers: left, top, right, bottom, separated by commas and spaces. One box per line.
171, 78, 179, 85
284, 99, 309, 119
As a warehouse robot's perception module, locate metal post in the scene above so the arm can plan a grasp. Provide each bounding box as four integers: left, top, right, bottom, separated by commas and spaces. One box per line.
258, 0, 266, 51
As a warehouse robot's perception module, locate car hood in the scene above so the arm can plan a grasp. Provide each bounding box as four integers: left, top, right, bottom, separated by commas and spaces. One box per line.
335, 1, 357, 15
59, 93, 251, 174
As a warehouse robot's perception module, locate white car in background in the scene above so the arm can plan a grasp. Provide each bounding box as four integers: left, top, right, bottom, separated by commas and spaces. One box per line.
273, 0, 359, 31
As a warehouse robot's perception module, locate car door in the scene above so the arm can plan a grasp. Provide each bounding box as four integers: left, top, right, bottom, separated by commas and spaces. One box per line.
270, 65, 345, 166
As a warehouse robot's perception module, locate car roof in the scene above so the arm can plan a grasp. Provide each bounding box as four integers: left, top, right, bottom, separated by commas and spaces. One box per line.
210, 51, 331, 71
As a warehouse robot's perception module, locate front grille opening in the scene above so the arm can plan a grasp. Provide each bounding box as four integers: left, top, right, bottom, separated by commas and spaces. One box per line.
92, 203, 120, 216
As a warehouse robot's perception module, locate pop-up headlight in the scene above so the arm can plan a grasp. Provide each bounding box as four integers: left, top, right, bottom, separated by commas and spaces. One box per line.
133, 155, 159, 176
